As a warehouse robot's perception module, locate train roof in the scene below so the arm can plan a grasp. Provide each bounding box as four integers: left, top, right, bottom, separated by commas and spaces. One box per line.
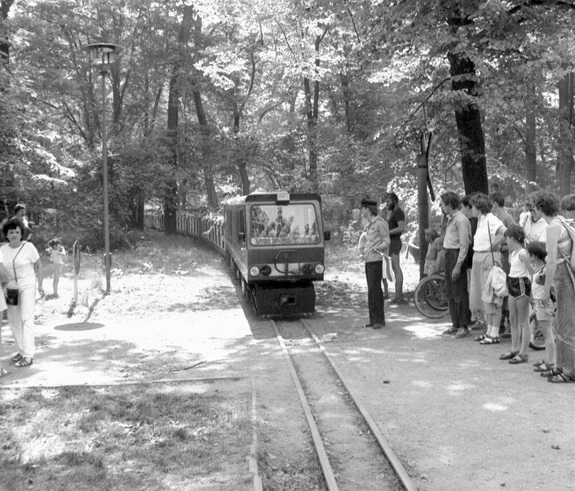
224, 192, 322, 206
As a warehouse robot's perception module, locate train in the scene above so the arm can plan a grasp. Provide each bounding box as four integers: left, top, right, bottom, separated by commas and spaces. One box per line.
146, 191, 330, 316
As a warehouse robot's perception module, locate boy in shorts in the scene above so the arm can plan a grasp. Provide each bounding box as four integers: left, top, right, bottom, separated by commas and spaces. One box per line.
526, 241, 556, 373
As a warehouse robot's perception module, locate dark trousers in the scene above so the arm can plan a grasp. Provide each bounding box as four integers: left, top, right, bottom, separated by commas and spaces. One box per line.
444, 249, 470, 329
365, 261, 385, 325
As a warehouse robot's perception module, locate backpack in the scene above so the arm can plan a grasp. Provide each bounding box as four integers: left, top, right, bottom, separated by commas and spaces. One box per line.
556, 216, 575, 272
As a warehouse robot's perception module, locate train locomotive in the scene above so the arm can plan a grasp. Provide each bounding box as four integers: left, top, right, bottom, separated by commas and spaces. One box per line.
224, 191, 330, 316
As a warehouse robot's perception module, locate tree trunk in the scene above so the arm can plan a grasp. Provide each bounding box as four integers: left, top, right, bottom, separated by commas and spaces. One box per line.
303, 30, 326, 194
191, 87, 219, 208
445, 2, 488, 195
447, 51, 488, 195
524, 93, 537, 195
233, 103, 251, 195
190, 14, 218, 209
340, 72, 352, 134
303, 75, 320, 192
558, 73, 574, 196
0, 1, 14, 71
164, 5, 194, 234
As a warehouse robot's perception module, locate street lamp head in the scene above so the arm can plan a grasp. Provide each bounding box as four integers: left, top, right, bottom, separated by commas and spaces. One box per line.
85, 43, 120, 65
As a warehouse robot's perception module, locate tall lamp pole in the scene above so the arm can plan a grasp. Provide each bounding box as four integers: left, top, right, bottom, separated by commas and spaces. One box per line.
86, 43, 119, 295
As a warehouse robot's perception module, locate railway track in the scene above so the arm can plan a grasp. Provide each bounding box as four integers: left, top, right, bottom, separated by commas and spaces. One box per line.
270, 317, 417, 491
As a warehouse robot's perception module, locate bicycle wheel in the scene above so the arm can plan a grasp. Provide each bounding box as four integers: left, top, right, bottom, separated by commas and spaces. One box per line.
529, 311, 546, 351
414, 274, 449, 319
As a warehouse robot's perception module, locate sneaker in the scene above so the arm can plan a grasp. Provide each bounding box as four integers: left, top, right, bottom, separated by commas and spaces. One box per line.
442, 327, 458, 335
455, 327, 470, 339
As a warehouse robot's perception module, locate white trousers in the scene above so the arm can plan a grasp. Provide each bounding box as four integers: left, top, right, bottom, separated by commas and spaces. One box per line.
7, 284, 36, 358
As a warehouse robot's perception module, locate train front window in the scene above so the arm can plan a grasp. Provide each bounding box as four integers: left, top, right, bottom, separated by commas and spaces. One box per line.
250, 204, 320, 245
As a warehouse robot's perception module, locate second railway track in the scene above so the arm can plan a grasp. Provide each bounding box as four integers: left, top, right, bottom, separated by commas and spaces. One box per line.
271, 317, 417, 491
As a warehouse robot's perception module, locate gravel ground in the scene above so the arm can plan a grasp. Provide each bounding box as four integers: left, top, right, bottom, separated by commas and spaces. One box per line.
1, 243, 574, 490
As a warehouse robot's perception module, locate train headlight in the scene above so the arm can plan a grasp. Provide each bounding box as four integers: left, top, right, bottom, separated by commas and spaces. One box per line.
260, 265, 272, 276
315, 264, 325, 274
249, 266, 260, 276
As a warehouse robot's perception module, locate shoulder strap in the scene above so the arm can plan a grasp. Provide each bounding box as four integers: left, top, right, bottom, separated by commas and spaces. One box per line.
12, 243, 25, 285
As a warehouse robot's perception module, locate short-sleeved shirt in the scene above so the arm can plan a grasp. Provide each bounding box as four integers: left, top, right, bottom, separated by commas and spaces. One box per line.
473, 213, 505, 253
1, 242, 40, 289
519, 212, 547, 243
388, 207, 405, 254
442, 210, 472, 264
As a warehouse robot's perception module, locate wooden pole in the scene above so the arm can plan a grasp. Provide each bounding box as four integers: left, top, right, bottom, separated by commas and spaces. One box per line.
417, 133, 433, 280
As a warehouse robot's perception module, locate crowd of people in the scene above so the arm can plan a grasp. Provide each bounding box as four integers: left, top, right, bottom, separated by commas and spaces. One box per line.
434, 190, 575, 384
357, 189, 575, 383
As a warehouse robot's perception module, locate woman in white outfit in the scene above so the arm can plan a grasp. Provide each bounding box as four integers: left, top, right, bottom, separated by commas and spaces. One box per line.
1, 219, 44, 368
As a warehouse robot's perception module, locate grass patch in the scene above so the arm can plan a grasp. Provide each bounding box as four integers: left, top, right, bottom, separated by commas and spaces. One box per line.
0, 384, 253, 490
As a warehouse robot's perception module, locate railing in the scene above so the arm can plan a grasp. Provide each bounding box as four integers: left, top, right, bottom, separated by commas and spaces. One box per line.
145, 211, 225, 254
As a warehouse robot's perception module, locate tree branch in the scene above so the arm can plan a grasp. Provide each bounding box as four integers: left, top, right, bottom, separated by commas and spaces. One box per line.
394, 77, 452, 141
509, 0, 575, 15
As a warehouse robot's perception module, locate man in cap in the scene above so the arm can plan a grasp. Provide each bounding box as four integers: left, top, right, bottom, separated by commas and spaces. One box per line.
360, 198, 390, 329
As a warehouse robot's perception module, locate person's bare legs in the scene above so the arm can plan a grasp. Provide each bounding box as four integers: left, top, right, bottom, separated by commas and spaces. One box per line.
390, 253, 403, 301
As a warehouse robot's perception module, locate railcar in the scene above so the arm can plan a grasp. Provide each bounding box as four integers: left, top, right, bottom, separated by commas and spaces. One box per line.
224, 191, 330, 316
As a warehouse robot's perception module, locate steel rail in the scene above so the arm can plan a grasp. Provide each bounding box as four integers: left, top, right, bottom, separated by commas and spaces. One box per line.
270, 319, 340, 491
300, 318, 418, 491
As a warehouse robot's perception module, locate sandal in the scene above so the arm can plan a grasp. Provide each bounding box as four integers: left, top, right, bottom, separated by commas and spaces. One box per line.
533, 359, 545, 367
548, 373, 574, 383
479, 335, 500, 345
534, 363, 554, 373
509, 354, 528, 364
499, 351, 519, 360
540, 368, 562, 378
14, 357, 33, 368
11, 353, 23, 363
474, 333, 488, 342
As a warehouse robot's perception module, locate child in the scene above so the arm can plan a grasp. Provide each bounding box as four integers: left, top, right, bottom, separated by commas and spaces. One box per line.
499, 225, 532, 364
423, 228, 444, 276
526, 241, 556, 373
47, 238, 66, 298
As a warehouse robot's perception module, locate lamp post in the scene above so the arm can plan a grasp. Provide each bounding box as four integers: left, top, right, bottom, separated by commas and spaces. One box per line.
86, 43, 119, 295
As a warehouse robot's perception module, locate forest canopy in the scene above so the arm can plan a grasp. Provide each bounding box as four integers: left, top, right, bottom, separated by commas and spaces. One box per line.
1, 0, 574, 245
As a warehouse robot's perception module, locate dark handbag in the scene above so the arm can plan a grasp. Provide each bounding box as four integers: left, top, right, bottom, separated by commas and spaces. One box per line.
5, 287, 18, 306
6, 244, 24, 306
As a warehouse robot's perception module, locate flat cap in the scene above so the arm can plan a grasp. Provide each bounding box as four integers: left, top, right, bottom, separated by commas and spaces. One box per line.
360, 198, 378, 207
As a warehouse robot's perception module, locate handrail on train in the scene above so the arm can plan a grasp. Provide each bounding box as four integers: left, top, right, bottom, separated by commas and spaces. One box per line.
145, 210, 226, 254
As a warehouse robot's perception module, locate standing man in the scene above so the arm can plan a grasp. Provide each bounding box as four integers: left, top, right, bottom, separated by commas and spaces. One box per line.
14, 204, 32, 241
385, 192, 406, 303
440, 191, 473, 338
360, 198, 390, 329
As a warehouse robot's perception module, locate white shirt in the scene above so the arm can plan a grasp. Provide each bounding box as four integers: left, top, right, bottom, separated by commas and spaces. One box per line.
1, 242, 40, 289
519, 212, 547, 243
473, 213, 505, 252
509, 249, 530, 278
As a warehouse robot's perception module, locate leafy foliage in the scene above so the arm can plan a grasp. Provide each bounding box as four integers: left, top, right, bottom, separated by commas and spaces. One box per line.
1, 0, 574, 249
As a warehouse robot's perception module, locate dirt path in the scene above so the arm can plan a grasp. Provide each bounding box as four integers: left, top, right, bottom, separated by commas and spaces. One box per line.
2, 251, 574, 490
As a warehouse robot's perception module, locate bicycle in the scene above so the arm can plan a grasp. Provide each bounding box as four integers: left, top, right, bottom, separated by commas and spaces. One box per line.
413, 273, 450, 319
